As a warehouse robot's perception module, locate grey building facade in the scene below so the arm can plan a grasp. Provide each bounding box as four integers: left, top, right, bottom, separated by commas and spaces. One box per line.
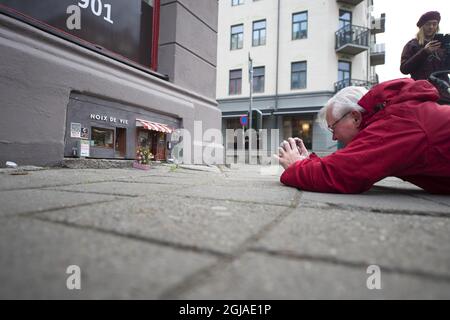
0, 0, 220, 166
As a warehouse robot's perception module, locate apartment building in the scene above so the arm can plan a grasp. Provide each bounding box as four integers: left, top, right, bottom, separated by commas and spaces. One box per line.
217, 0, 385, 153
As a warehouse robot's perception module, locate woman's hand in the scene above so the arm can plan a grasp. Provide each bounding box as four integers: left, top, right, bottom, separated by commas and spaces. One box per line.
424, 40, 441, 54
274, 137, 310, 170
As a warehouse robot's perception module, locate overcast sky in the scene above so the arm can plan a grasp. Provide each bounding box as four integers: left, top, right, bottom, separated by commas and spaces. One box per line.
373, 0, 450, 82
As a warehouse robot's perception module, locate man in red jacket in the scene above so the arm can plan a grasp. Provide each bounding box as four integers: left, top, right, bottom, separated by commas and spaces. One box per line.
277, 78, 450, 194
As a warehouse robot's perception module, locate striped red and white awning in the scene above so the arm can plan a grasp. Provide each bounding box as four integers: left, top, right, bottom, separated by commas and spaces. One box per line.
136, 119, 173, 133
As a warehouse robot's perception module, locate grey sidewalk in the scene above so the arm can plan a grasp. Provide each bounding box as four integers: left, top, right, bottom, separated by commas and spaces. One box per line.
0, 163, 449, 299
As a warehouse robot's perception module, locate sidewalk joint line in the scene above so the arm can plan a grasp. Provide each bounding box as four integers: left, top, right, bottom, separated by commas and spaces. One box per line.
4, 198, 124, 219
321, 203, 450, 219
249, 247, 450, 283
26, 215, 231, 259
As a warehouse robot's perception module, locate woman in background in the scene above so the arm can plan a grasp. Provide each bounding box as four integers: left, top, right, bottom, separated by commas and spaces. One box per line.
400, 11, 447, 80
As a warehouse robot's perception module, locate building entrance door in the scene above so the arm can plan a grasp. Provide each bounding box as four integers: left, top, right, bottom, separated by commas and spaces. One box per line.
115, 128, 127, 158
156, 132, 166, 160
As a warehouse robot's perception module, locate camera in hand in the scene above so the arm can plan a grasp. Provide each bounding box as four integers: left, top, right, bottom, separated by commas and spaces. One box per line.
434, 33, 450, 46
434, 33, 450, 68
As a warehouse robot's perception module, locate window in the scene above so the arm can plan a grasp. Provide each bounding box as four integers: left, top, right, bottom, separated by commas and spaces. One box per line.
253, 66, 265, 93
339, 10, 352, 29
232, 0, 244, 6
229, 69, 242, 95
231, 24, 244, 50
338, 60, 351, 87
283, 116, 313, 150
292, 11, 308, 40
339, 10, 352, 43
291, 61, 307, 89
92, 127, 114, 149
252, 20, 266, 46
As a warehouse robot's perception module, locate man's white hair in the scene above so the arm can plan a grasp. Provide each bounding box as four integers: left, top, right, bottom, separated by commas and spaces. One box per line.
318, 86, 368, 128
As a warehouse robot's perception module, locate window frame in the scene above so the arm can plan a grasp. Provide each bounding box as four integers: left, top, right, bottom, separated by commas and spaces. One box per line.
291, 61, 307, 90
338, 60, 352, 86
232, 0, 245, 6
91, 126, 115, 149
230, 24, 244, 50
339, 9, 352, 29
292, 11, 308, 40
252, 66, 265, 93
229, 69, 243, 95
252, 19, 266, 47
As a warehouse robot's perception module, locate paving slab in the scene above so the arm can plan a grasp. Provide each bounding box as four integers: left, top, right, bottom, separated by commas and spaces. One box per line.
175, 184, 299, 207
0, 168, 155, 191
301, 190, 450, 216
36, 196, 285, 254
114, 175, 213, 186
207, 177, 282, 189
0, 189, 119, 217
252, 207, 450, 277
0, 217, 216, 299
179, 252, 450, 299
414, 194, 450, 207
44, 181, 179, 197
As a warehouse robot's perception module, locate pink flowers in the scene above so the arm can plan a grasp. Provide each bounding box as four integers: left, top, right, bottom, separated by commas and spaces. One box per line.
136, 147, 153, 164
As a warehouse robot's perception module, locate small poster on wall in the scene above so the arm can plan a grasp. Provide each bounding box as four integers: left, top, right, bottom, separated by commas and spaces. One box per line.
70, 122, 81, 138
80, 127, 89, 139
80, 140, 90, 157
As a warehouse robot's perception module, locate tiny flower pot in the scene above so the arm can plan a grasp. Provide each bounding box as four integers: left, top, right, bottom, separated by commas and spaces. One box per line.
133, 161, 151, 170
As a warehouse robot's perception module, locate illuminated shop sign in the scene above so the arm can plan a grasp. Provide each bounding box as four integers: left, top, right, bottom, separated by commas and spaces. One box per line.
0, 0, 157, 69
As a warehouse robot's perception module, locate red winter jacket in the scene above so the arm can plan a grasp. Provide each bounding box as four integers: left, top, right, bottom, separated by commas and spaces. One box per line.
280, 78, 450, 194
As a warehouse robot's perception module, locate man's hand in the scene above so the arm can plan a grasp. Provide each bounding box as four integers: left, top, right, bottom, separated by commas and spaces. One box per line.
425, 40, 441, 54
274, 137, 310, 170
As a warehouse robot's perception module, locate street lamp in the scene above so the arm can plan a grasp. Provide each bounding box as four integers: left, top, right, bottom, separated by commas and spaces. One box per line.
248, 53, 253, 132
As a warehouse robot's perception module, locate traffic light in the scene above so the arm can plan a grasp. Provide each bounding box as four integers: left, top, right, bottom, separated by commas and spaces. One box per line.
250, 109, 263, 131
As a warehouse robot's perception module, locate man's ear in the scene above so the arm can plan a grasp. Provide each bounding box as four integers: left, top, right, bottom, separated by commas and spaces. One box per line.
351, 111, 362, 127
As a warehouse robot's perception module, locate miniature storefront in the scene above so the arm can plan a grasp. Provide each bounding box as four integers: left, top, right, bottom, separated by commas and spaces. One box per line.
136, 119, 173, 161
64, 93, 177, 161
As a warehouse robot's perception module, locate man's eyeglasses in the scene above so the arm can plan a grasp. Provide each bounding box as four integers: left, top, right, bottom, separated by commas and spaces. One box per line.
327, 111, 351, 133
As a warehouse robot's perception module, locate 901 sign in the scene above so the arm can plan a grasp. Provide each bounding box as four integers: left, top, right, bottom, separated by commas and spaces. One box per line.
78, 0, 113, 24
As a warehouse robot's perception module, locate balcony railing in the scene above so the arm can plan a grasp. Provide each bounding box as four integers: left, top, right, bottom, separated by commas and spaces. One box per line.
371, 13, 386, 34
334, 79, 372, 92
370, 43, 385, 66
336, 0, 364, 6
335, 25, 370, 55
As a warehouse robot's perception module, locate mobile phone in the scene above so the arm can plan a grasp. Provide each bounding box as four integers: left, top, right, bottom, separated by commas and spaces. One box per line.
434, 33, 444, 45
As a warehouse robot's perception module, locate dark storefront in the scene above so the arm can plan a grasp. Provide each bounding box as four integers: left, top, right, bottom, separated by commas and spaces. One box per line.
65, 93, 179, 161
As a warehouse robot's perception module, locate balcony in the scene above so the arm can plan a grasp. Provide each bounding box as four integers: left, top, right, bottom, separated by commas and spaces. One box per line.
371, 13, 386, 34
334, 79, 372, 92
335, 25, 370, 55
370, 43, 385, 66
336, 0, 364, 6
